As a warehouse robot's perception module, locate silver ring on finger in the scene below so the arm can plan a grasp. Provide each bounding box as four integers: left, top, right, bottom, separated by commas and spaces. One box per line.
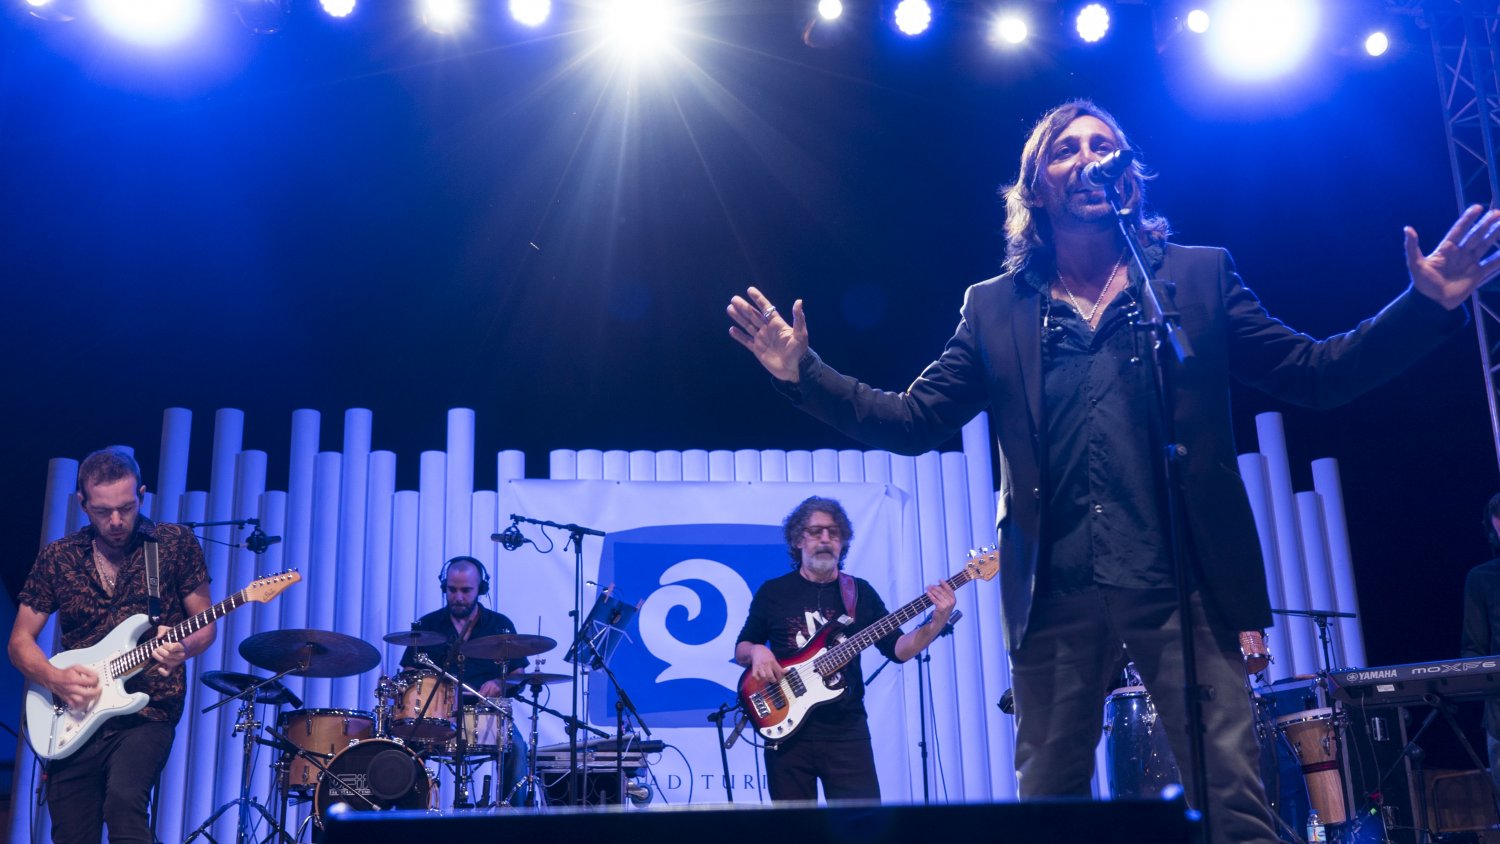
761, 306, 778, 321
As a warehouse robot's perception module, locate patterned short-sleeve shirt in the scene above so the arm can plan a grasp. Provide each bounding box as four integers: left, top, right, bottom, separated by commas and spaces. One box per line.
18, 517, 211, 726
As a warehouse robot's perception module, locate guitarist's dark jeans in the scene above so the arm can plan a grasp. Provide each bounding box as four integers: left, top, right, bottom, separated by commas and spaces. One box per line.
45, 721, 174, 844
764, 736, 880, 801
1009, 587, 1278, 844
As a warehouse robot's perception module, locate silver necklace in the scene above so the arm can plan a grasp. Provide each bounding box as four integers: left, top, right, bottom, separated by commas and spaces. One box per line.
1056, 248, 1128, 324
92, 543, 118, 594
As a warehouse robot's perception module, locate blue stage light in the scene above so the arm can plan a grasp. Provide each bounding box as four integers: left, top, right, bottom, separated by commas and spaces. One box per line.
1205, 0, 1317, 82
1076, 3, 1109, 43
320, 0, 355, 18
88, 0, 204, 46
510, 0, 550, 27
892, 0, 931, 36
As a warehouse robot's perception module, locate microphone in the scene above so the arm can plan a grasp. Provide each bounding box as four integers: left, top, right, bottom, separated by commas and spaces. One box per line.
1080, 149, 1136, 188
998, 687, 1015, 715
491, 522, 530, 551
924, 609, 963, 638
245, 527, 282, 554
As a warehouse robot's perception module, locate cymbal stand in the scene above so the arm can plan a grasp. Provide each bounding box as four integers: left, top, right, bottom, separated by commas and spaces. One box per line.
514, 682, 548, 809
416, 652, 505, 809
184, 693, 293, 844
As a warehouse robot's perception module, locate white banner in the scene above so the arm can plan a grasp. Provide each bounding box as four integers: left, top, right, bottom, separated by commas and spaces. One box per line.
499, 480, 924, 804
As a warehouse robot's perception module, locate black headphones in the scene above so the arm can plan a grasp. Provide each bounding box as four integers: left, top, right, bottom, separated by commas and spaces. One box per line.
439, 555, 490, 597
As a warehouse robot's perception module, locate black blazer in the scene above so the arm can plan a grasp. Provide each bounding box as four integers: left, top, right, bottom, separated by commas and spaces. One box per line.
786, 242, 1465, 650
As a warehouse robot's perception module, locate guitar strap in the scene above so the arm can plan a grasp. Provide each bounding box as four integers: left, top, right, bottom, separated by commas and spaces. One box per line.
144, 539, 162, 625
838, 573, 857, 621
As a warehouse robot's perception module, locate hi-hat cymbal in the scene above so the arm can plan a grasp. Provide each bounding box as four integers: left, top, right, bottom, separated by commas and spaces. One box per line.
239, 629, 380, 678
460, 633, 556, 661
200, 670, 300, 706
383, 629, 447, 647
503, 671, 571, 689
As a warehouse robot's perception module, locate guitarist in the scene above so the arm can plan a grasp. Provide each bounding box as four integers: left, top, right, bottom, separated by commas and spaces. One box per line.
8, 446, 215, 844
734, 496, 954, 801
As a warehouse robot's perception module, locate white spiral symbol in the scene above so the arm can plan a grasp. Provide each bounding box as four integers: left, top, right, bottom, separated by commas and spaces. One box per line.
636, 558, 752, 690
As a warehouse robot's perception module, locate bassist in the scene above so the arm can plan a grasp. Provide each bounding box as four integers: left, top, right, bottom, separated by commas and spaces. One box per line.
734, 496, 954, 802
8, 446, 215, 844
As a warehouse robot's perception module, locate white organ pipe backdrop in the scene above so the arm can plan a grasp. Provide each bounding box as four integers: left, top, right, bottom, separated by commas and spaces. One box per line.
7, 406, 1358, 841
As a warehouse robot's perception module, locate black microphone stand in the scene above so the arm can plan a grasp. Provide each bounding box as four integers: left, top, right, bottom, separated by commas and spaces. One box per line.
706, 703, 737, 802
1099, 171, 1213, 839
508, 513, 605, 807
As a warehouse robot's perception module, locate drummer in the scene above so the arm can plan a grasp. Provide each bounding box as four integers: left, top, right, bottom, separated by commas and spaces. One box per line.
399, 555, 528, 803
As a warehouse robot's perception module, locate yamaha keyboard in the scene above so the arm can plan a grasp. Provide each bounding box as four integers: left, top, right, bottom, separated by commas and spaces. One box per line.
1330, 656, 1500, 707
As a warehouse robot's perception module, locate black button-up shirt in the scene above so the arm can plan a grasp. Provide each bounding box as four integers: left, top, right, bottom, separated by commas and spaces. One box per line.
1038, 282, 1173, 596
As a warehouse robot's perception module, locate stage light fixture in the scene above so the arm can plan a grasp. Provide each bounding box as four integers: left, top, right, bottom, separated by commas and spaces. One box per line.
320, 0, 355, 18
87, 0, 204, 46
1364, 30, 1389, 57
818, 0, 842, 21
420, 0, 468, 33
1205, 0, 1317, 81
600, 0, 678, 55
1185, 9, 1209, 34
510, 0, 549, 26
1075, 3, 1108, 43
992, 13, 1027, 45
892, 0, 931, 36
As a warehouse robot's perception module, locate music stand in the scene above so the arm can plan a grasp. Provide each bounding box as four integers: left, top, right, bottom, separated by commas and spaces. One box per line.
564, 586, 639, 669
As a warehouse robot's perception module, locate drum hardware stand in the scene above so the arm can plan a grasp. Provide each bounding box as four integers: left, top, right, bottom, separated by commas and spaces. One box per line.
415, 652, 510, 809
503, 514, 605, 806
185, 685, 298, 844
505, 672, 610, 807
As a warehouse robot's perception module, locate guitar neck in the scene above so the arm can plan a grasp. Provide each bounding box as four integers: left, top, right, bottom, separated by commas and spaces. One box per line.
815, 568, 974, 676
106, 588, 250, 679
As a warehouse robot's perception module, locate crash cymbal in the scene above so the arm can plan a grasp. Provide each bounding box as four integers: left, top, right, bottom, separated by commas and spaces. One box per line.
460, 633, 556, 661
200, 670, 300, 706
383, 629, 447, 647
239, 629, 381, 678
503, 671, 571, 689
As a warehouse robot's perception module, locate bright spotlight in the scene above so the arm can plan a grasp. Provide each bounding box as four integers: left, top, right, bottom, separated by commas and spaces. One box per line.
818, 0, 842, 21
26, 0, 77, 21
87, 0, 204, 46
992, 14, 1027, 45
510, 0, 549, 26
1185, 9, 1209, 34
1365, 31, 1389, 57
320, 0, 355, 17
420, 0, 467, 33
892, 0, 931, 36
601, 0, 678, 54
1076, 3, 1109, 43
1206, 0, 1318, 81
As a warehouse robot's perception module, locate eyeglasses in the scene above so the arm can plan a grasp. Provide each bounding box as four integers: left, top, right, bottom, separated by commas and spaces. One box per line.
801, 525, 843, 540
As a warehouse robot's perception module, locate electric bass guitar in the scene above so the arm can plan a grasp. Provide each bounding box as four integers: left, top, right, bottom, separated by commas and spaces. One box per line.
24, 569, 301, 761
737, 549, 999, 745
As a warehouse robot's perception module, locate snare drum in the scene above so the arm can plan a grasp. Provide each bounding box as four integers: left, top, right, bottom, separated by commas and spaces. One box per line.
390, 670, 456, 743
313, 738, 433, 824
1275, 707, 1347, 825
278, 708, 375, 794
446, 700, 512, 757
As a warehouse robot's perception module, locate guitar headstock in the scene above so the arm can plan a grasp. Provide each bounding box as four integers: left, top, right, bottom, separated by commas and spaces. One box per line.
243, 570, 301, 603
961, 547, 1000, 582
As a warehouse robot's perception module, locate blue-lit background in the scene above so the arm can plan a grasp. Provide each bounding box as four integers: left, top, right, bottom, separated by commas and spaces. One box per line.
0, 0, 1488, 772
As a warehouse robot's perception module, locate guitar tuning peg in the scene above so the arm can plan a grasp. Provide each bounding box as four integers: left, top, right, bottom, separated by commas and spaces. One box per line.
967, 549, 979, 559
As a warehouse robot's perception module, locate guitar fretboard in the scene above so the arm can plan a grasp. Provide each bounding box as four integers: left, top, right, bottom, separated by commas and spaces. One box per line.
106, 589, 249, 679
813, 566, 978, 677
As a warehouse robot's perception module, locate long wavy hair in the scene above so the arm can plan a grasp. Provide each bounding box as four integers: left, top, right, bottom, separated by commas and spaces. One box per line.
1000, 100, 1170, 276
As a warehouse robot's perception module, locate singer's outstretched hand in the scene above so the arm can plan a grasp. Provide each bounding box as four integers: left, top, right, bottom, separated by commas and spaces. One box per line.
727, 287, 806, 382
1407, 204, 1500, 310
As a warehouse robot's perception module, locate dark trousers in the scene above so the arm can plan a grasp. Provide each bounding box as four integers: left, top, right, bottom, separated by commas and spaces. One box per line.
45, 721, 175, 844
764, 736, 880, 802
1010, 587, 1277, 844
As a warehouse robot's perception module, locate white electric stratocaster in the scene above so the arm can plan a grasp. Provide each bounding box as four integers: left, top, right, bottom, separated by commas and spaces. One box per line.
24, 570, 300, 761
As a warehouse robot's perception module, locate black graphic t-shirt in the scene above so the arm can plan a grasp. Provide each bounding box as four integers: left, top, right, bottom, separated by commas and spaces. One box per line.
736, 570, 902, 742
